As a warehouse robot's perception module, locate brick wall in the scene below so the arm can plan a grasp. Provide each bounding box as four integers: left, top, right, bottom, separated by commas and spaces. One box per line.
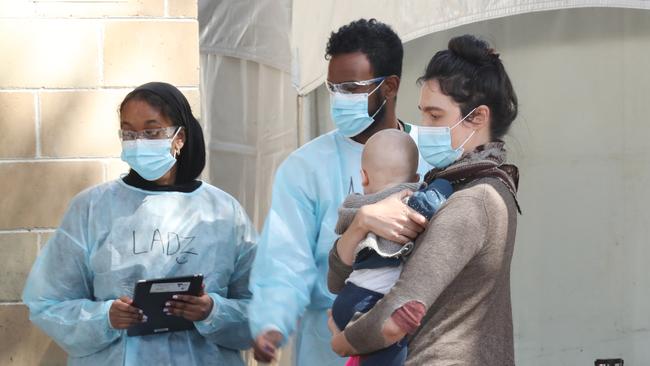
0, 1, 199, 364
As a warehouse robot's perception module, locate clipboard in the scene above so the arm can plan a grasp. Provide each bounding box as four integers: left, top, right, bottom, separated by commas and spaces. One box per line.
127, 274, 203, 337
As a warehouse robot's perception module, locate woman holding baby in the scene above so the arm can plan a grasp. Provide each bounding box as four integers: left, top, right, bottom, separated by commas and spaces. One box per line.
328, 34, 521, 366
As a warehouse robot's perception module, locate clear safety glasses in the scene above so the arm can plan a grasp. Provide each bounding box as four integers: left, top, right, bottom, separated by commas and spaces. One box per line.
325, 76, 386, 94
118, 126, 182, 141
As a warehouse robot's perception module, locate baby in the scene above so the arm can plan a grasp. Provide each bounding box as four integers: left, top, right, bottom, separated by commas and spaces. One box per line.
330, 129, 452, 366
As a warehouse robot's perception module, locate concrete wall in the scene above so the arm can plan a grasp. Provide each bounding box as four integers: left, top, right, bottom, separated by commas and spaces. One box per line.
397, 7, 650, 365
0, 1, 199, 364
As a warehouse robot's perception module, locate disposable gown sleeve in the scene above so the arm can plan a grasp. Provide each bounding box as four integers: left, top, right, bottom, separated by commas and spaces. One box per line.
22, 194, 121, 357
248, 159, 319, 342
195, 201, 257, 350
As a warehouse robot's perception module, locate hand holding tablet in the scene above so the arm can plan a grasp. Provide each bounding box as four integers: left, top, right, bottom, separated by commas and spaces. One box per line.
163, 284, 214, 321
127, 274, 204, 337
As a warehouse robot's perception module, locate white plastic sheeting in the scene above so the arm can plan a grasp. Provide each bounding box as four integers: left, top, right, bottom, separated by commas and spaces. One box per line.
199, 0, 292, 73
199, 54, 298, 225
200, 0, 650, 95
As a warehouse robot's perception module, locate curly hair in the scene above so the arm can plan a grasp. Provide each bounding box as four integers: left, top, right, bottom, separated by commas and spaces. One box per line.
325, 18, 403, 78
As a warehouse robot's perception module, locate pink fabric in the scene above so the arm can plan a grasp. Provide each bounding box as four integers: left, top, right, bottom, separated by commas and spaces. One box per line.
391, 301, 426, 334
345, 356, 361, 366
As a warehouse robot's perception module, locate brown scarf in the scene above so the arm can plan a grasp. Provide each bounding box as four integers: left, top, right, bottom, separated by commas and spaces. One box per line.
423, 141, 521, 213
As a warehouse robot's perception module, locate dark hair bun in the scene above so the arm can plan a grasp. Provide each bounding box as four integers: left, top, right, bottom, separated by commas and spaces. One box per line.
418, 34, 517, 140
448, 35, 499, 66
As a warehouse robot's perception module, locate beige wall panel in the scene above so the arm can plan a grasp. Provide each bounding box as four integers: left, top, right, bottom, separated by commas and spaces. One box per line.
0, 233, 38, 302
0, 92, 36, 158
0, 162, 104, 229
0, 0, 165, 18
105, 159, 130, 180
0, 0, 34, 18
34, 0, 164, 18
183, 88, 201, 120
103, 21, 199, 87
168, 0, 197, 17
0, 20, 100, 88
39, 232, 55, 250
0, 305, 66, 366
40, 91, 125, 158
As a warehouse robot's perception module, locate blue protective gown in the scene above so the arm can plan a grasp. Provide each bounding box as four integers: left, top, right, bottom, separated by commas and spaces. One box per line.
22, 179, 257, 365
249, 125, 431, 366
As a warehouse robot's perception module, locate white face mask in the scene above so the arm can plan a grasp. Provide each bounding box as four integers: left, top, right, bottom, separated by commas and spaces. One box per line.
417, 108, 477, 168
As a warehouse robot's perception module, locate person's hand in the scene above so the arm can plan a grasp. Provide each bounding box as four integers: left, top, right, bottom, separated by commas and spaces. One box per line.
381, 317, 408, 345
357, 190, 427, 244
253, 330, 283, 363
164, 284, 214, 321
327, 310, 357, 357
326, 309, 339, 336
109, 296, 145, 329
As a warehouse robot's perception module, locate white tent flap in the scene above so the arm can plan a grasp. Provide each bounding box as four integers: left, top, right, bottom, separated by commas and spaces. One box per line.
199, 0, 292, 73
200, 0, 650, 95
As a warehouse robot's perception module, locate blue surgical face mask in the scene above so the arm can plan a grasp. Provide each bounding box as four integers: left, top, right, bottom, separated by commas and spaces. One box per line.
121, 127, 181, 181
330, 80, 387, 137
418, 108, 477, 169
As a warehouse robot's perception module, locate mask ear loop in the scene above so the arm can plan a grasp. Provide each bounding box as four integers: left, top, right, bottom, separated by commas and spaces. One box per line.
457, 129, 476, 150
451, 107, 478, 150
367, 78, 385, 96
451, 107, 478, 129
370, 99, 387, 118
170, 126, 183, 158
368, 79, 387, 119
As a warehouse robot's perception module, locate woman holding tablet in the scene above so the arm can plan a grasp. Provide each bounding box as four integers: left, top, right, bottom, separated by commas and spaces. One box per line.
22, 82, 257, 365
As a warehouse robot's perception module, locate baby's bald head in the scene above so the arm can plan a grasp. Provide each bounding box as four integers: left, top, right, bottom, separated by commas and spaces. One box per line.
361, 129, 420, 194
